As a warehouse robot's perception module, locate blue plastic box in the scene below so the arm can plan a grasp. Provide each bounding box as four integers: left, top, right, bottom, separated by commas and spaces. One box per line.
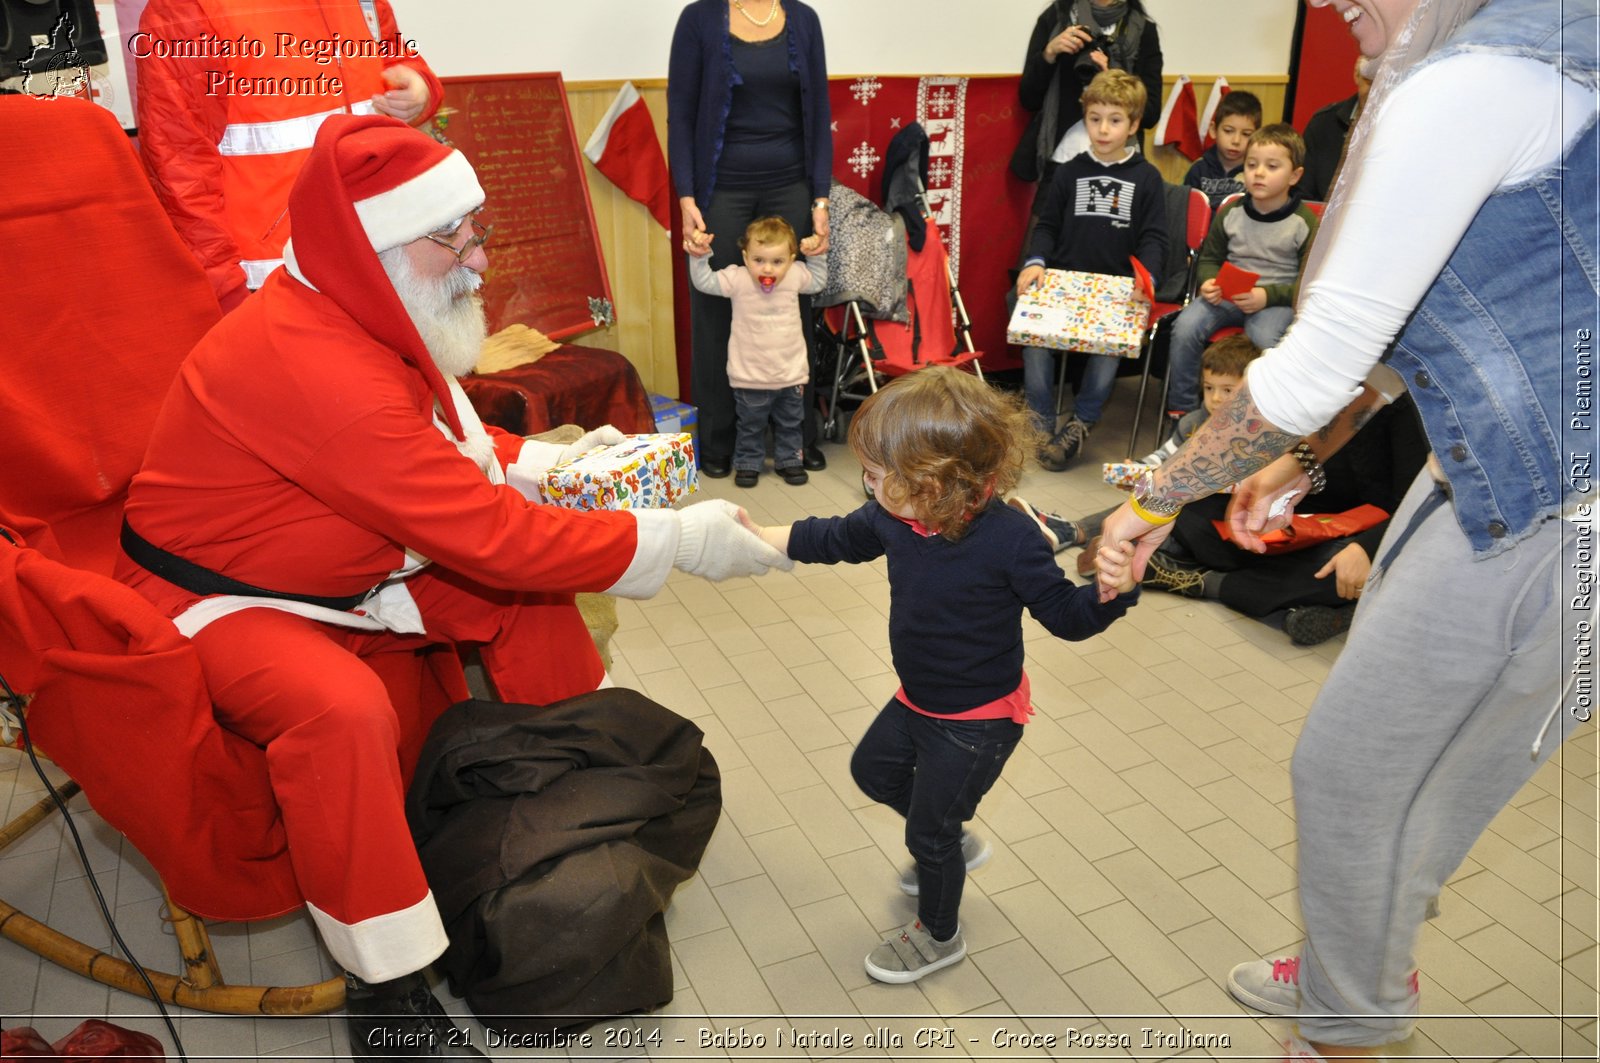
649, 393, 699, 467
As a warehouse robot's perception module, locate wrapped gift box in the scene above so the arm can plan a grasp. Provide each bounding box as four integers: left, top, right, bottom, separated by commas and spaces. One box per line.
1103, 461, 1155, 490
1006, 269, 1150, 358
537, 433, 698, 510
649, 393, 700, 466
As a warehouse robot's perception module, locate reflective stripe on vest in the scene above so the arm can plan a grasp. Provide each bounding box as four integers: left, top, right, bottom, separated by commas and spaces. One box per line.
217, 99, 378, 158
240, 258, 283, 289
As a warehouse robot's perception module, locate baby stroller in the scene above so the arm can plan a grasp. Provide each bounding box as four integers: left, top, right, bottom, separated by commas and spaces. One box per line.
813, 123, 983, 441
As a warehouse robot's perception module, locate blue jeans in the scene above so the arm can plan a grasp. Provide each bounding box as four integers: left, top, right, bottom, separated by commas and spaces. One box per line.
732, 385, 805, 472
1166, 299, 1294, 412
1021, 346, 1121, 433
850, 699, 1023, 941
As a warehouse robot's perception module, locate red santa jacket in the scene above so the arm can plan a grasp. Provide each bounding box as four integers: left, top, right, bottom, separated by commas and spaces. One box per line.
135, 0, 443, 309
117, 270, 642, 625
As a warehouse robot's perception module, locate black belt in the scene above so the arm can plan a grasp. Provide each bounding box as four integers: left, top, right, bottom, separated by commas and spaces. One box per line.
120, 519, 372, 612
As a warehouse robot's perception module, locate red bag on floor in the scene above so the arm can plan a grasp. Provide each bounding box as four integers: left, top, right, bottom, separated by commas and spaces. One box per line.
1, 1020, 165, 1060
1212, 503, 1389, 554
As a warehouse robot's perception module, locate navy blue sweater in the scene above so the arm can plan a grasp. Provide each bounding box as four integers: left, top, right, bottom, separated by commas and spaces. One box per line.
1183, 145, 1244, 210
787, 501, 1137, 714
1026, 150, 1167, 280
667, 0, 833, 204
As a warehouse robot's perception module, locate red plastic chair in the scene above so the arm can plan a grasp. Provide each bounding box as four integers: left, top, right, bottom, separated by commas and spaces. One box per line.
1126, 185, 1214, 456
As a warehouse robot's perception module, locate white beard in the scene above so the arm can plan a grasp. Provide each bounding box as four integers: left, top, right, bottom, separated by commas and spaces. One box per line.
379, 246, 488, 378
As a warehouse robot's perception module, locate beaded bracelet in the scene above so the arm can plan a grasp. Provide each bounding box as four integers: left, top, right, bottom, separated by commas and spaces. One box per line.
1292, 442, 1328, 495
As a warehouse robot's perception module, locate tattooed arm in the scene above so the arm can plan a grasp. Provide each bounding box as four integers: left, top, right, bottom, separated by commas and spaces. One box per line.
1094, 382, 1391, 601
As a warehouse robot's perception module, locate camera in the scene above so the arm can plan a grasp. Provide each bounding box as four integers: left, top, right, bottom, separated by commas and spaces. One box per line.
1072, 28, 1115, 76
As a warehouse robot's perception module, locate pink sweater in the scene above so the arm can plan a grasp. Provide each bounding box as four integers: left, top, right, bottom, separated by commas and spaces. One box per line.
689, 253, 828, 389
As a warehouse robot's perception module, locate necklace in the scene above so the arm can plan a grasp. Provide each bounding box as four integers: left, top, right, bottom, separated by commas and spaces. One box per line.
733, 0, 780, 28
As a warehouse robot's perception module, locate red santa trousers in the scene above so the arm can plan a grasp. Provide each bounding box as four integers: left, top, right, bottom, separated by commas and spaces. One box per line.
187, 568, 606, 982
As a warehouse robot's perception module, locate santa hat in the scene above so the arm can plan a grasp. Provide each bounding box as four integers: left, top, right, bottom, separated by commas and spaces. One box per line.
1198, 76, 1232, 152
282, 114, 484, 438
1153, 74, 1203, 161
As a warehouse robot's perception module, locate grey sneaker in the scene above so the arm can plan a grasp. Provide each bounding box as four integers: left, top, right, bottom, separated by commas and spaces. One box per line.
1285, 605, 1355, 646
1227, 956, 1304, 1015
1055, 416, 1092, 464
1007, 497, 1082, 554
864, 920, 967, 984
1037, 440, 1070, 472
898, 830, 992, 895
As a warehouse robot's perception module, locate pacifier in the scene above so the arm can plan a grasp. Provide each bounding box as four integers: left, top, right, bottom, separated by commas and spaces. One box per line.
759, 276, 776, 293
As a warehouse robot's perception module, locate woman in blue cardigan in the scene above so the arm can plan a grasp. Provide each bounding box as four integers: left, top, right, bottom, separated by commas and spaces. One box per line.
668, 0, 833, 478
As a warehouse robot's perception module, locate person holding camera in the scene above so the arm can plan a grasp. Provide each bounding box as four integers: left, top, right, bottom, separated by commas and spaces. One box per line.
1010, 0, 1164, 185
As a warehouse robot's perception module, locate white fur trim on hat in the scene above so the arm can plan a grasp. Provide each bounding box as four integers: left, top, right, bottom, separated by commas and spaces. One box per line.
352, 149, 485, 253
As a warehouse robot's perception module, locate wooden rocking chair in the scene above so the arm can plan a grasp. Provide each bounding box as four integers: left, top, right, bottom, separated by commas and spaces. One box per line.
0, 95, 464, 1016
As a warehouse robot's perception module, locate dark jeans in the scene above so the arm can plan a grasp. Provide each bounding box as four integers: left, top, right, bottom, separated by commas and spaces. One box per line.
733, 385, 805, 472
691, 179, 818, 463
851, 699, 1023, 941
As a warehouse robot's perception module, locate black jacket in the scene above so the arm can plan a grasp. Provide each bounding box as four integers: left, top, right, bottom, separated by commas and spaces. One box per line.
1011, 0, 1164, 182
406, 691, 721, 1035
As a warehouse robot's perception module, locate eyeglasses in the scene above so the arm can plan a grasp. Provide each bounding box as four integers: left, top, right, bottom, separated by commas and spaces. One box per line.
423, 215, 493, 263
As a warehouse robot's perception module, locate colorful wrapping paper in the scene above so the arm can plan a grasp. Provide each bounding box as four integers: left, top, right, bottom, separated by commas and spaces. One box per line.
1006, 269, 1151, 358
537, 433, 698, 510
1103, 461, 1156, 490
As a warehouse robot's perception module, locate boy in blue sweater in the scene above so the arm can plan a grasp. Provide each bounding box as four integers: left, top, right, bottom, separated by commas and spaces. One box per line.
1183, 90, 1262, 210
744, 366, 1139, 983
1016, 69, 1167, 470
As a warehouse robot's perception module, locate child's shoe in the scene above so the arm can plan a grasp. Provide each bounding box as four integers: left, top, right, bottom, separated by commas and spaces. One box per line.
734, 469, 760, 488
1055, 416, 1092, 464
780, 466, 809, 486
1007, 496, 1081, 554
898, 830, 992, 895
1142, 551, 1208, 598
864, 920, 966, 984
1285, 605, 1355, 646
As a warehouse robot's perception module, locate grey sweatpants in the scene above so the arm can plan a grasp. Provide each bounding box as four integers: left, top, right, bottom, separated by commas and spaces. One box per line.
1292, 471, 1583, 1047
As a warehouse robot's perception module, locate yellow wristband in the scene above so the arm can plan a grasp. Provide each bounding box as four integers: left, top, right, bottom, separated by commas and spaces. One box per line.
1128, 493, 1180, 526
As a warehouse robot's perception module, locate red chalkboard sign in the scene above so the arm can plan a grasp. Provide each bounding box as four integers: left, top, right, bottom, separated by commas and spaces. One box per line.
433, 72, 613, 341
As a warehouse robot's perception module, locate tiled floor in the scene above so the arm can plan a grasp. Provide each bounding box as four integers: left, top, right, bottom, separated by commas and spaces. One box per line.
3, 380, 1597, 1061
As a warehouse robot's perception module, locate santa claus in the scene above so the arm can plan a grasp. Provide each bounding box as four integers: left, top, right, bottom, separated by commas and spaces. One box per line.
116, 113, 788, 1056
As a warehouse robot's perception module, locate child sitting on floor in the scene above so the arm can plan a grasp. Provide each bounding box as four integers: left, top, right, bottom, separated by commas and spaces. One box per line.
742, 365, 1139, 983
1011, 334, 1261, 558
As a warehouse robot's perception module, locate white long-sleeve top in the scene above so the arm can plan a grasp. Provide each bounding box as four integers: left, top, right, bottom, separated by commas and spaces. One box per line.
1248, 53, 1593, 436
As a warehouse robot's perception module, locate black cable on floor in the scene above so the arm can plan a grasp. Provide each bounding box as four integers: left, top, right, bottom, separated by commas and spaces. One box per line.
1, 668, 190, 1063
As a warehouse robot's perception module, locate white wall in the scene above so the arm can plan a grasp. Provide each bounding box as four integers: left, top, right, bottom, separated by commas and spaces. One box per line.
387, 1, 1297, 82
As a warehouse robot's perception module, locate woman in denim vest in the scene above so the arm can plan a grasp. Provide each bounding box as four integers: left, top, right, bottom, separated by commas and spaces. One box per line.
1098, 0, 1597, 1058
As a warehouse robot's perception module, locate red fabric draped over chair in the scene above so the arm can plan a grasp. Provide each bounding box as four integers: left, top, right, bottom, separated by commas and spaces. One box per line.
0, 95, 465, 927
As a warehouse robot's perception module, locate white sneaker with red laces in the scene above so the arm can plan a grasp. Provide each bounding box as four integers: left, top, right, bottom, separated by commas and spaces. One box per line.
1229, 955, 1421, 1017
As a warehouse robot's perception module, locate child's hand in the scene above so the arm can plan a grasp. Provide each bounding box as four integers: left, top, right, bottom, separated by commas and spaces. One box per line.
1231, 287, 1268, 313
683, 229, 714, 256
1016, 264, 1046, 297
1198, 278, 1223, 305
799, 234, 822, 257
1094, 537, 1139, 596
735, 507, 792, 555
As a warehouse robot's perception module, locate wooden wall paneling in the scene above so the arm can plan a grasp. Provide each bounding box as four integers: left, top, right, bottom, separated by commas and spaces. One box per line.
1145, 75, 1288, 185
555, 75, 1285, 397
562, 80, 679, 398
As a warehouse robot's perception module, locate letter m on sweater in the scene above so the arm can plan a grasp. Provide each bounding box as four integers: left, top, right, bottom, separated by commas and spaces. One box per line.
1075, 176, 1134, 228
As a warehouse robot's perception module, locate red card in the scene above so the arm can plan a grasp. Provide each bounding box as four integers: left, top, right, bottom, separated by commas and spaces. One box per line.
1217, 261, 1260, 300
1129, 255, 1155, 303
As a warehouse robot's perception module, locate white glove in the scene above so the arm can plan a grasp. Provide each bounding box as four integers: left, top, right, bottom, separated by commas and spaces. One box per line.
674, 499, 794, 580
555, 424, 627, 464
